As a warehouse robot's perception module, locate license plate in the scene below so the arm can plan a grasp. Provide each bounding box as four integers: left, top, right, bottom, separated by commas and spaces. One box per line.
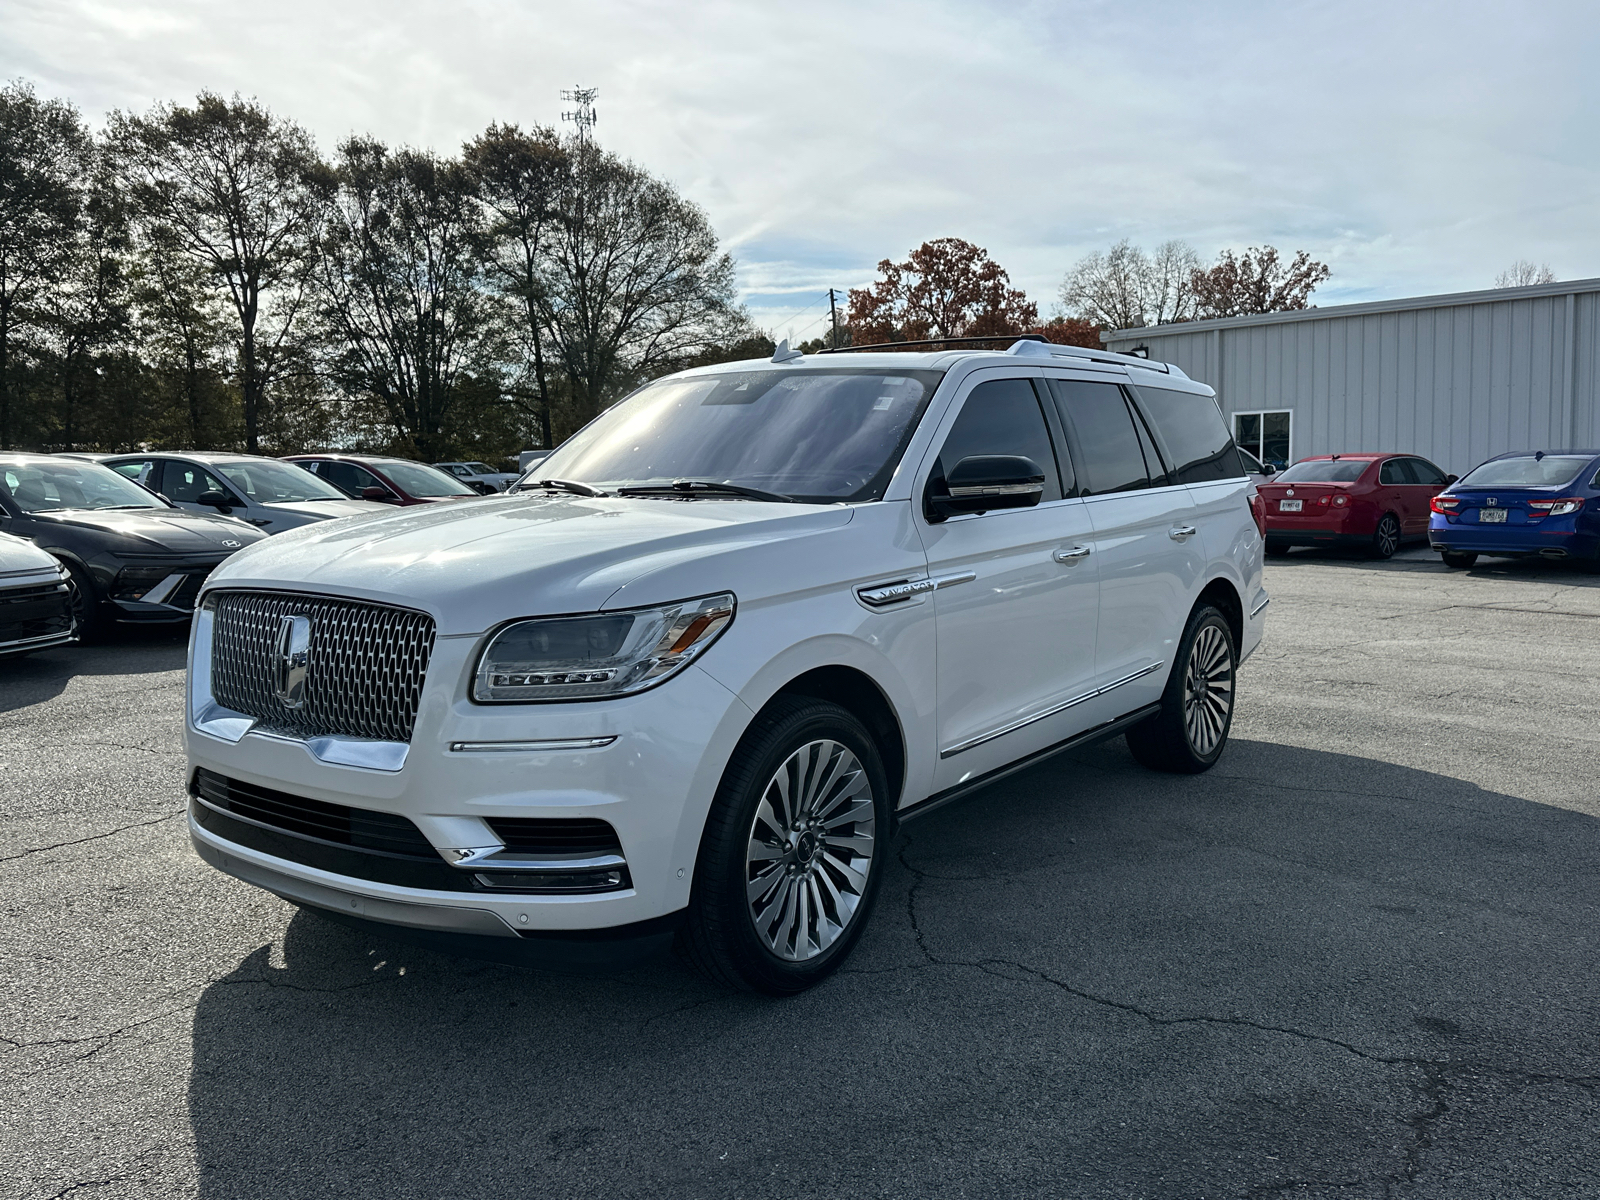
1479, 508, 1507, 523
1279, 499, 1302, 512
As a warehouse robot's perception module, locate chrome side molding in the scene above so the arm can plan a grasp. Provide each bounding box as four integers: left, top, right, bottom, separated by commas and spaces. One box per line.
856, 572, 977, 608
941, 661, 1165, 758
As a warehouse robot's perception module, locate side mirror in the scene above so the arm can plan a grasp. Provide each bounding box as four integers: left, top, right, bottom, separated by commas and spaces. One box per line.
1261, 463, 1277, 476
1444, 474, 1458, 485
361, 486, 397, 502
926, 455, 1046, 522
196, 490, 232, 514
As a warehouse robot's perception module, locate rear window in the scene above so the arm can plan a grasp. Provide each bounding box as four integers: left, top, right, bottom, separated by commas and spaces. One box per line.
1457, 455, 1593, 488
1132, 386, 1242, 484
1276, 460, 1370, 483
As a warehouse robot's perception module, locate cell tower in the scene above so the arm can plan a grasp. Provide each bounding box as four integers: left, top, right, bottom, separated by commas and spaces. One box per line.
561, 87, 598, 142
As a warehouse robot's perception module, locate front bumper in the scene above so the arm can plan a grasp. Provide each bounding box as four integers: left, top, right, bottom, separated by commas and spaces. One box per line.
185, 615, 757, 934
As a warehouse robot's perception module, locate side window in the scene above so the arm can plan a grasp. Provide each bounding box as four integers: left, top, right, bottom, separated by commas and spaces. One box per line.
318, 461, 366, 496
1134, 386, 1239, 484
1379, 459, 1415, 485
111, 460, 149, 481
163, 462, 233, 504
1409, 458, 1447, 485
1047, 379, 1156, 496
931, 379, 1063, 504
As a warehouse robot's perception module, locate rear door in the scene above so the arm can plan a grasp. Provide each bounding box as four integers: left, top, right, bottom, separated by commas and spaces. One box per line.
922, 375, 1102, 790
1403, 458, 1449, 534
1377, 458, 1419, 534
1047, 375, 1204, 715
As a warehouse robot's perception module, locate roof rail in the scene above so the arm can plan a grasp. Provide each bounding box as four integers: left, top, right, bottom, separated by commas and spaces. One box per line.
1006, 340, 1171, 374
816, 334, 1044, 354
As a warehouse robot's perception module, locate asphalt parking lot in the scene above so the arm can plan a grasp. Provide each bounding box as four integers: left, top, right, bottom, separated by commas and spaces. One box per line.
4, 547, 1599, 1199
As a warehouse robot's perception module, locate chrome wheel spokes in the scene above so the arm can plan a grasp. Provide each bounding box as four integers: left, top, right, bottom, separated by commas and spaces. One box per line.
1378, 519, 1399, 556
1182, 624, 1233, 757
745, 739, 876, 962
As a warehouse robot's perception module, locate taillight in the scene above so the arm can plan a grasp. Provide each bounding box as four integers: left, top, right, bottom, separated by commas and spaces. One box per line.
1528, 497, 1585, 516
1430, 496, 1460, 514
1248, 492, 1266, 537
1315, 494, 1351, 508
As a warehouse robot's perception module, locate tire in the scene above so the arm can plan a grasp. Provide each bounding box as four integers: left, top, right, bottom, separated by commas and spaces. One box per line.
1265, 542, 1291, 557
1371, 514, 1401, 559
1125, 604, 1236, 775
679, 696, 890, 994
62, 560, 106, 642
1440, 551, 1477, 570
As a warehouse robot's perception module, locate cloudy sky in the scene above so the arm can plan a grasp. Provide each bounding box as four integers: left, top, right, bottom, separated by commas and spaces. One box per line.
4, 0, 1596, 341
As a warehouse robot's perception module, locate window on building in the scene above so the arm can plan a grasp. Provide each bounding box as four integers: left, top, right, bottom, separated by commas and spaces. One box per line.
1233, 411, 1292, 469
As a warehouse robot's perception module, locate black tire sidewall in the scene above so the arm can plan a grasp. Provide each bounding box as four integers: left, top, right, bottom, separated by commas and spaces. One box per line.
62, 560, 105, 641
1373, 515, 1400, 558
689, 699, 891, 994
1128, 604, 1237, 774
1174, 607, 1236, 768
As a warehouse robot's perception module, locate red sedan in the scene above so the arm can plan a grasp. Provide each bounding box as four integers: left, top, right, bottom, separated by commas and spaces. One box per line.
282, 455, 480, 506
1258, 453, 1456, 559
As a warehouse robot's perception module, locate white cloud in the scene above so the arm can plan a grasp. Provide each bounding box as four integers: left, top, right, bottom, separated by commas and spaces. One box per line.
3, 0, 1596, 320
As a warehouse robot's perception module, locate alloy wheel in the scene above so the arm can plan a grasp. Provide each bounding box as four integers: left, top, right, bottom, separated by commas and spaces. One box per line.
1376, 516, 1400, 557
744, 739, 877, 962
1182, 624, 1233, 757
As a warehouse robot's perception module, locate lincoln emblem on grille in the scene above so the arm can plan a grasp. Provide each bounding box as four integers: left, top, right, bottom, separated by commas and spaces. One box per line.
274, 614, 311, 708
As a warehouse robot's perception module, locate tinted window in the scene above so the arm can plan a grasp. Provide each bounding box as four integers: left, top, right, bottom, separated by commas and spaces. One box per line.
163, 462, 236, 503
1409, 459, 1447, 486
1456, 455, 1592, 488
931, 379, 1062, 502
1134, 386, 1239, 484
374, 461, 476, 498
1048, 380, 1154, 496
1378, 459, 1413, 485
1276, 460, 1371, 483
316, 461, 380, 496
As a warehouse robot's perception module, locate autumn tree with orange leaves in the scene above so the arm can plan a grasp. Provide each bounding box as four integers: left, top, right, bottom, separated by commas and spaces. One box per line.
847, 238, 1038, 345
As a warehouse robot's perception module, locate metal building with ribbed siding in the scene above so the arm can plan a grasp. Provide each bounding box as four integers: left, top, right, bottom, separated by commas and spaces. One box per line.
1100, 278, 1600, 476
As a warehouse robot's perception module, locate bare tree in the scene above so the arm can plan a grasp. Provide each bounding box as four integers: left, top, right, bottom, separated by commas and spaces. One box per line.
316, 138, 498, 462
462, 123, 569, 452
0, 81, 91, 448
534, 140, 745, 435
1060, 239, 1200, 330
1495, 261, 1556, 288
109, 93, 331, 452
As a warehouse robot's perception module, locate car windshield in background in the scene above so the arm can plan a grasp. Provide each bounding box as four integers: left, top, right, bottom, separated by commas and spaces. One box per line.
376, 461, 476, 498
0, 460, 163, 512
1456, 455, 1594, 488
1275, 460, 1371, 483
534, 368, 944, 503
216, 460, 350, 504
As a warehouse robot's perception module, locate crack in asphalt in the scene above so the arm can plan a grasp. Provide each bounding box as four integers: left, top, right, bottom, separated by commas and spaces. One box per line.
0, 810, 184, 864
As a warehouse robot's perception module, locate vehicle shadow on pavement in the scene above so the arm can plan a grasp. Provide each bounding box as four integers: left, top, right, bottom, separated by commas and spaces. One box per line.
186, 736, 1600, 1199
0, 626, 187, 715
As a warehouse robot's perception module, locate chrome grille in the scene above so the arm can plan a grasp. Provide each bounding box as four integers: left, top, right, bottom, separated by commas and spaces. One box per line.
209, 590, 436, 743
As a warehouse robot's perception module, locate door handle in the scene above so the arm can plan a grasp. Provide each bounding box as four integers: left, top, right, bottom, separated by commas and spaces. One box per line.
1052, 545, 1092, 564
1169, 525, 1197, 541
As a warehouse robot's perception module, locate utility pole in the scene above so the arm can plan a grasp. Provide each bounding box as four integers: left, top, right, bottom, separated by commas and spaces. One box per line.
561, 87, 598, 143
828, 288, 841, 349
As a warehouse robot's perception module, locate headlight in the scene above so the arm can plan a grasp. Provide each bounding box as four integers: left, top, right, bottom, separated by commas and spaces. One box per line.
473, 592, 735, 703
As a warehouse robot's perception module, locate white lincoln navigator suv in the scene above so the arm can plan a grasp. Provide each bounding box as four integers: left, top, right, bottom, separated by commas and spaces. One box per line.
186, 338, 1267, 993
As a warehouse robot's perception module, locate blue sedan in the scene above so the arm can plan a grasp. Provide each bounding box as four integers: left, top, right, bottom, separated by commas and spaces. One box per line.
1429, 450, 1600, 569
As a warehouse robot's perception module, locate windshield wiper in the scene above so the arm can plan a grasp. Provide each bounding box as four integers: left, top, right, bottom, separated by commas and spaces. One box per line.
531, 478, 610, 497
616, 479, 795, 503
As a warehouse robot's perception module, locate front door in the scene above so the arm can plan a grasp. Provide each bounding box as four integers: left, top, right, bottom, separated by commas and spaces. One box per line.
923, 376, 1101, 791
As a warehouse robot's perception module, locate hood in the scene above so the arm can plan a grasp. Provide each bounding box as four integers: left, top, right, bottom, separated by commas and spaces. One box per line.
263, 499, 395, 520
0, 530, 63, 577
205, 492, 855, 635
30, 506, 269, 554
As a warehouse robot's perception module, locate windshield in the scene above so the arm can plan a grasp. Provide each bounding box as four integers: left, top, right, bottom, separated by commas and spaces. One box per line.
1276, 459, 1371, 483
376, 461, 477, 498
466, 462, 497, 475
1456, 455, 1593, 488
0, 459, 164, 513
531, 368, 944, 503
216, 460, 349, 503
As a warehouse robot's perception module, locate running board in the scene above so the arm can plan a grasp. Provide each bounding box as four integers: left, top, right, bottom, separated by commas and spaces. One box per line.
897, 703, 1162, 826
